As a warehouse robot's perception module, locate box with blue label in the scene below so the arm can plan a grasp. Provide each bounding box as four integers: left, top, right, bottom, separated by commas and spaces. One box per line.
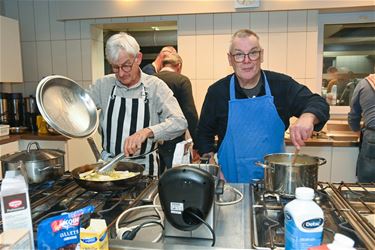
80, 219, 108, 250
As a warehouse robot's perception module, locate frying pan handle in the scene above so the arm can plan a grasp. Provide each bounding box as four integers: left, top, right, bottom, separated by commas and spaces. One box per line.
38, 164, 64, 172
87, 137, 101, 162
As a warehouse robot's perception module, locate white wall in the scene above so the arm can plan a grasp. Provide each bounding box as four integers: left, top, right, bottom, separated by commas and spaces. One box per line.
2, 0, 325, 114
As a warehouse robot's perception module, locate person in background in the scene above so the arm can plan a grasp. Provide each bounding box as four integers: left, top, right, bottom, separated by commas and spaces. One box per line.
154, 53, 198, 172
348, 71, 375, 182
142, 46, 177, 75
196, 29, 330, 183
88, 32, 187, 177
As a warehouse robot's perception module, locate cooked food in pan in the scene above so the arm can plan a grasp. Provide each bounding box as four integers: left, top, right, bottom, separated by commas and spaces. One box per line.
79, 170, 139, 181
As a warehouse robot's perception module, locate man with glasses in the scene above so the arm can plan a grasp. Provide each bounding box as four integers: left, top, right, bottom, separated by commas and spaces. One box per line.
88, 32, 187, 177
196, 29, 329, 183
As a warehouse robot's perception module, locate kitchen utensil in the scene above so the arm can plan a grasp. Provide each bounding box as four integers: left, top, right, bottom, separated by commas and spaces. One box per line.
71, 162, 144, 192
291, 148, 299, 166
7, 93, 24, 127
0, 92, 9, 124
256, 153, 326, 197
0, 141, 65, 183
36, 75, 98, 138
9, 126, 28, 134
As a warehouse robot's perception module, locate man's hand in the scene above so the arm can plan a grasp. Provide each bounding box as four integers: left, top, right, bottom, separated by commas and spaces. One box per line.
124, 128, 154, 156
289, 113, 318, 150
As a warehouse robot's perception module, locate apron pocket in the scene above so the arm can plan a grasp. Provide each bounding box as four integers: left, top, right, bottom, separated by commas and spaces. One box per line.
236, 157, 264, 183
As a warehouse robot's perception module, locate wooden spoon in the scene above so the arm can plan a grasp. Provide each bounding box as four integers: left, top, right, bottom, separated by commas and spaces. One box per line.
291, 148, 300, 166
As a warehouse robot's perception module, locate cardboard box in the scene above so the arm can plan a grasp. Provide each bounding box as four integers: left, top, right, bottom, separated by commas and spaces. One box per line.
0, 229, 32, 250
80, 219, 108, 250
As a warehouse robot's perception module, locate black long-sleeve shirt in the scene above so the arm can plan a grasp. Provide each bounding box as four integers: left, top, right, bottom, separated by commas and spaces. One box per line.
196, 70, 330, 154
155, 71, 198, 144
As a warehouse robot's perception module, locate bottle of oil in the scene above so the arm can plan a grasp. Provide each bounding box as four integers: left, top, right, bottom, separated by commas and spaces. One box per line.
284, 187, 324, 250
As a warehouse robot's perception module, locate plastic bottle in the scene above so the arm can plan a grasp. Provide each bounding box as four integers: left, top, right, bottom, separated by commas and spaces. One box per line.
308, 233, 356, 250
284, 187, 324, 250
331, 85, 337, 105
0, 170, 34, 249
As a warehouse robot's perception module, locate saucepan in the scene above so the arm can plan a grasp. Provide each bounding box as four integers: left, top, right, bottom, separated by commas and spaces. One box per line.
256, 153, 326, 198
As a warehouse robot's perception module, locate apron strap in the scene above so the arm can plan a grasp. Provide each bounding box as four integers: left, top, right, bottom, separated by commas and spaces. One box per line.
229, 71, 271, 100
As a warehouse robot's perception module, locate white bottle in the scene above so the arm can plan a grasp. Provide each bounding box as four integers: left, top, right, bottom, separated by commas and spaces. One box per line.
331, 85, 337, 105
0, 170, 34, 249
284, 187, 324, 250
327, 233, 356, 250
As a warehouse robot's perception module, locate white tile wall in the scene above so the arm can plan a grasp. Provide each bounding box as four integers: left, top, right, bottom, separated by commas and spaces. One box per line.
3, 1, 322, 115
34, 1, 50, 41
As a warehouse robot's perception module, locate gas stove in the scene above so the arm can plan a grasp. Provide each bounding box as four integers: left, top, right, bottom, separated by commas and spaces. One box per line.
0, 172, 157, 244
250, 181, 375, 249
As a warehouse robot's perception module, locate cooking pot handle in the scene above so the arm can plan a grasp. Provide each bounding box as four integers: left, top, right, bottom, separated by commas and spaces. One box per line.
316, 157, 327, 166
16, 161, 29, 183
27, 141, 40, 152
255, 161, 272, 169
37, 164, 63, 172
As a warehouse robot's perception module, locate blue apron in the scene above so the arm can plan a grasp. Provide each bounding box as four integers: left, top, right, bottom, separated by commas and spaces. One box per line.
218, 73, 285, 183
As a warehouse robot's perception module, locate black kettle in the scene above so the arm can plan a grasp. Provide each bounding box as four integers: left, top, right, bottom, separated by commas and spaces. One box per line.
158, 166, 215, 231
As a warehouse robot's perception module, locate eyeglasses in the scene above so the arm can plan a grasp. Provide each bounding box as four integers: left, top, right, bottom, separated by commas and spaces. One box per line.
230, 50, 262, 63
111, 55, 137, 73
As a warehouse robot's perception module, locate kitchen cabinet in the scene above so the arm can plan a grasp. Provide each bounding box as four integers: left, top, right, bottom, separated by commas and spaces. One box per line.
0, 141, 19, 179
0, 16, 23, 83
286, 145, 358, 182
331, 147, 358, 182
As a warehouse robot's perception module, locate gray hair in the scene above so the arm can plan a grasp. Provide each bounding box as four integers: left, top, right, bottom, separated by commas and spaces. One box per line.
229, 29, 260, 52
162, 53, 183, 67
105, 32, 140, 63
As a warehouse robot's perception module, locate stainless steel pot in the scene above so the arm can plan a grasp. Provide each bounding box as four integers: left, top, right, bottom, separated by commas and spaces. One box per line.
256, 153, 326, 198
0, 142, 65, 183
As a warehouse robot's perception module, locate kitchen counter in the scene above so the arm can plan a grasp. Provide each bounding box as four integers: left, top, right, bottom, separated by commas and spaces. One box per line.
110, 184, 251, 250
0, 132, 69, 145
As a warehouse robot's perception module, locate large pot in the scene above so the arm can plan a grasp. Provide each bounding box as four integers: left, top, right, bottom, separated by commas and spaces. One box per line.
256, 153, 326, 198
0, 142, 65, 183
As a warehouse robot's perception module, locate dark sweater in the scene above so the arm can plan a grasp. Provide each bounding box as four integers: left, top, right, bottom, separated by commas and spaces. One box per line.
196, 70, 330, 154
154, 71, 198, 144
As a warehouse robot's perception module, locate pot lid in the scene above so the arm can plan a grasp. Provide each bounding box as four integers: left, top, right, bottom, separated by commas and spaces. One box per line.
1, 142, 65, 163
36, 75, 98, 138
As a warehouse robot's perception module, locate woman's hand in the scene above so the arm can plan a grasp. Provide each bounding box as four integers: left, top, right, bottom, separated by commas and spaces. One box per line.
124, 128, 153, 156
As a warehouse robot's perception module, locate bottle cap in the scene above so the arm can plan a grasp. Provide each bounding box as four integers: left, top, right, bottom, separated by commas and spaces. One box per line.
295, 187, 314, 200
327, 233, 355, 249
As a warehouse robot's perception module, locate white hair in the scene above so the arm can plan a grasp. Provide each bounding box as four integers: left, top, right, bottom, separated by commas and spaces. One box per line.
105, 32, 140, 63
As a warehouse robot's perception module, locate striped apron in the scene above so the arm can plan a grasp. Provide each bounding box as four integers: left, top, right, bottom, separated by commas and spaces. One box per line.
101, 85, 158, 176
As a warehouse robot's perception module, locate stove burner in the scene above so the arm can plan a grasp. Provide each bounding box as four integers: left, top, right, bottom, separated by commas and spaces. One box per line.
0, 172, 155, 246
250, 181, 371, 249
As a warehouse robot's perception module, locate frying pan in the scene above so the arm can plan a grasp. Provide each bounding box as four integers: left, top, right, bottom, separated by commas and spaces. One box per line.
71, 162, 144, 192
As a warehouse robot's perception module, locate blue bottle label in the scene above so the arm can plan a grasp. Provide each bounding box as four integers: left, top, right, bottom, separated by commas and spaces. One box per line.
285, 212, 323, 250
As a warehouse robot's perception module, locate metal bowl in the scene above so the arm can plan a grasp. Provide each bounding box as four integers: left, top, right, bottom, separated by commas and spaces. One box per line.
36, 75, 98, 138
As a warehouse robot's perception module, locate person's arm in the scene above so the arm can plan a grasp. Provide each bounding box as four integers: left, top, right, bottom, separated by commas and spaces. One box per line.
147, 79, 188, 141
177, 77, 199, 143
124, 128, 154, 156
196, 86, 219, 155
348, 80, 364, 132
289, 113, 318, 149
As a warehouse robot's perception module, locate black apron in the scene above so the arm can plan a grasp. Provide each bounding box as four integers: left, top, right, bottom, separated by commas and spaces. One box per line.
101, 85, 158, 176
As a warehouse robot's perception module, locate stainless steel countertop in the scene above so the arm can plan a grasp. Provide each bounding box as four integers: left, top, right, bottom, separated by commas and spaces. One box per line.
110, 184, 252, 250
